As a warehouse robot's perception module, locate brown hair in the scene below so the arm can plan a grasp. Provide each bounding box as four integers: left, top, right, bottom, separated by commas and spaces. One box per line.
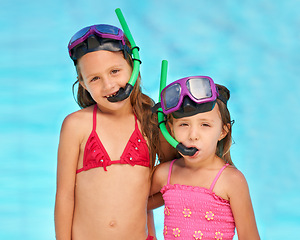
71, 36, 160, 169
215, 84, 234, 165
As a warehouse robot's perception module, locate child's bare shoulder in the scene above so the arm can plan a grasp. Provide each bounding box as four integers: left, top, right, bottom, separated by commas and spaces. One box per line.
156, 161, 172, 172
62, 106, 92, 127
153, 161, 173, 183
60, 106, 94, 137
223, 165, 249, 193
64, 106, 92, 122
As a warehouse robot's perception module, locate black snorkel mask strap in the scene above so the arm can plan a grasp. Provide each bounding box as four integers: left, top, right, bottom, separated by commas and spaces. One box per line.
171, 97, 217, 119
156, 60, 198, 156
107, 8, 141, 102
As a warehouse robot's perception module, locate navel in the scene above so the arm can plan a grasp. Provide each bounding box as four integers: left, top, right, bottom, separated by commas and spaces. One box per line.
109, 220, 117, 228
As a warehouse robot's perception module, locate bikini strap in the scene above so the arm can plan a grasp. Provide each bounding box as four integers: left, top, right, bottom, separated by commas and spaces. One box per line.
209, 163, 230, 191
92, 104, 98, 131
167, 159, 176, 185
134, 114, 138, 129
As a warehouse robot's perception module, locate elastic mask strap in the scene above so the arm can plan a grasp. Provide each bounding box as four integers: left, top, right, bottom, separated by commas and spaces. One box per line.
151, 102, 161, 114
71, 36, 129, 65
172, 98, 216, 119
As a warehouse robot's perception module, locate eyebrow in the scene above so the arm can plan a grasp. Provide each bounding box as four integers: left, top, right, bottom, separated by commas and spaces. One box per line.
198, 118, 215, 122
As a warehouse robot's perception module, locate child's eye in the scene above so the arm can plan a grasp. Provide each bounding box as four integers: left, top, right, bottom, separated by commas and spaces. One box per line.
91, 76, 100, 82
201, 123, 210, 127
179, 123, 188, 127
111, 69, 120, 74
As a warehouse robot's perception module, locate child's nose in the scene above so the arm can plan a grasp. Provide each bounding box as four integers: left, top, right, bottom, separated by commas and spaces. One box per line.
102, 77, 116, 90
189, 126, 200, 141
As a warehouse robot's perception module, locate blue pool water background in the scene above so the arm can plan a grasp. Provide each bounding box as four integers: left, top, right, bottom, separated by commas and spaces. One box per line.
0, 0, 299, 239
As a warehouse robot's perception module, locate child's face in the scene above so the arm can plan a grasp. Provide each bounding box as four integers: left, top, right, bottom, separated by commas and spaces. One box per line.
172, 104, 227, 162
78, 50, 132, 112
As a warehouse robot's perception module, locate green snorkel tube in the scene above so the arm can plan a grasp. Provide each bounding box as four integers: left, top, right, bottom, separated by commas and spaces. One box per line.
108, 8, 141, 102
158, 60, 198, 156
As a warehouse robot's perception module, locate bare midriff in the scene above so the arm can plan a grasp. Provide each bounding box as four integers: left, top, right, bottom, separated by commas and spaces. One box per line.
72, 164, 150, 240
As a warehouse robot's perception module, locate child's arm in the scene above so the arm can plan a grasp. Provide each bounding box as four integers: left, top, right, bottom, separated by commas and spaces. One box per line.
148, 192, 164, 210
54, 115, 80, 240
227, 169, 260, 240
148, 162, 171, 210
147, 163, 170, 239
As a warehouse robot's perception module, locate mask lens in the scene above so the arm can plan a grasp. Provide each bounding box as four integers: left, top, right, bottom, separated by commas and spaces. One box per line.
69, 26, 90, 45
95, 24, 119, 35
187, 78, 212, 100
162, 83, 181, 110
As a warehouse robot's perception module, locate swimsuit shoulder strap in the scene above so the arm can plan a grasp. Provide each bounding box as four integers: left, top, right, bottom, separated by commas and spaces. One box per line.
92, 104, 97, 131
209, 163, 230, 191
134, 114, 138, 128
167, 159, 176, 185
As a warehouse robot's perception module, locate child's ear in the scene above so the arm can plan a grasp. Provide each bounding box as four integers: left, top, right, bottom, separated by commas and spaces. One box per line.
219, 123, 230, 141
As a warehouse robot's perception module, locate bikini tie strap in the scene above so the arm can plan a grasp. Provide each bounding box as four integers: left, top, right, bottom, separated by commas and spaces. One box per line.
92, 104, 98, 131
209, 163, 230, 191
167, 159, 176, 185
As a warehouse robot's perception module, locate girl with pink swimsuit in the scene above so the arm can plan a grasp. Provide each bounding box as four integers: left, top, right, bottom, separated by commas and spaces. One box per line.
150, 69, 260, 239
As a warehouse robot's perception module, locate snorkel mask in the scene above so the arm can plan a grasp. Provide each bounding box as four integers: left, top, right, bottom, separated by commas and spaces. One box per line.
156, 60, 226, 156
161, 75, 219, 119
68, 8, 141, 102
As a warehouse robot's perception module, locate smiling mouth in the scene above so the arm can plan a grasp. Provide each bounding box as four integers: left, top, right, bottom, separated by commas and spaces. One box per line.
105, 90, 119, 98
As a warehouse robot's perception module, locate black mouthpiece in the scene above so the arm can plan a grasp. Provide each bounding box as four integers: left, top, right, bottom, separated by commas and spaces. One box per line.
176, 143, 198, 156
107, 83, 134, 102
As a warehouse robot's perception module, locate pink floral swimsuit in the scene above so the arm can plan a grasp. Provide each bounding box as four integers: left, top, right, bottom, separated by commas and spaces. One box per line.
161, 160, 235, 239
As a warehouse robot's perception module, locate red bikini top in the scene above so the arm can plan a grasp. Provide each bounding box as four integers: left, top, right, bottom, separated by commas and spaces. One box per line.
76, 105, 150, 173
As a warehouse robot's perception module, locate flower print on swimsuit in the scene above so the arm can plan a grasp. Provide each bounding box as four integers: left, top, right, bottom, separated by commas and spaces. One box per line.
205, 211, 215, 221
173, 228, 181, 237
183, 208, 192, 218
163, 226, 168, 236
193, 230, 203, 240
164, 206, 170, 216
215, 231, 224, 240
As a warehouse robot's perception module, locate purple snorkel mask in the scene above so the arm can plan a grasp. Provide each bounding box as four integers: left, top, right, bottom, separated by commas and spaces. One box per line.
68, 24, 131, 64
154, 60, 230, 156
161, 76, 220, 118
